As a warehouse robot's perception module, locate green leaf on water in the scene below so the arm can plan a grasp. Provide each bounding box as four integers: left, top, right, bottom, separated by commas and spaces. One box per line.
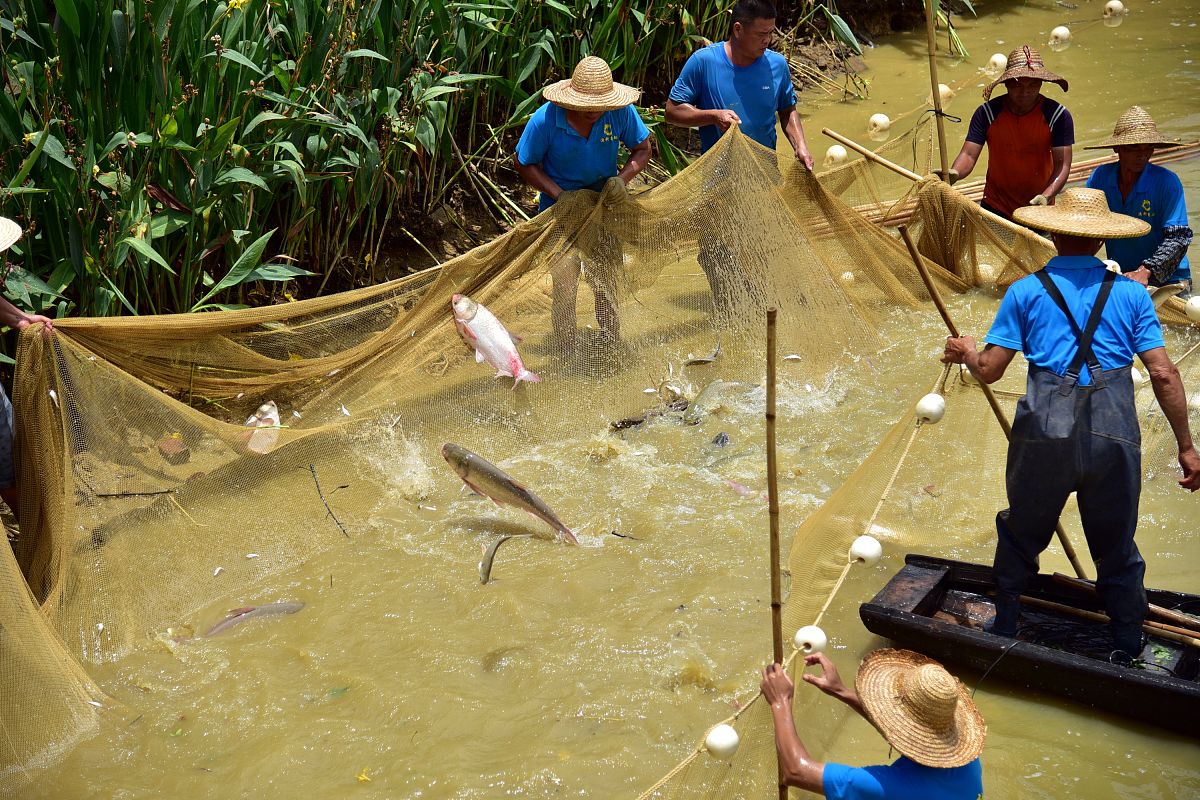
1151, 644, 1171, 662
170, 728, 183, 737
328, 686, 350, 698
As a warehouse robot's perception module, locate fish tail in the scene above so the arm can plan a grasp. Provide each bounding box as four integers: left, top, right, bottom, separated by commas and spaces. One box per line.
515, 369, 541, 387
557, 525, 579, 545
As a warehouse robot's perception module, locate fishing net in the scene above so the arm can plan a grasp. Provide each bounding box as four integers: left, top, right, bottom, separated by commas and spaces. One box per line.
3, 125, 1197, 795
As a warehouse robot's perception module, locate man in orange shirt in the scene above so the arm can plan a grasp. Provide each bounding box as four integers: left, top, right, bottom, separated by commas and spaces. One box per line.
947, 46, 1074, 221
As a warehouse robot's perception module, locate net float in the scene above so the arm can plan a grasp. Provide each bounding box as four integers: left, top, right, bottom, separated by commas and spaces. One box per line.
915, 392, 946, 424
793, 625, 828, 654
867, 113, 891, 142
850, 534, 883, 566
704, 724, 740, 760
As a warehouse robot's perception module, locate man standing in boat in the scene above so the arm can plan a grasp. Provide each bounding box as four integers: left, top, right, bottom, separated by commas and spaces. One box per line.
942, 189, 1200, 658
944, 46, 1074, 222
1085, 106, 1193, 298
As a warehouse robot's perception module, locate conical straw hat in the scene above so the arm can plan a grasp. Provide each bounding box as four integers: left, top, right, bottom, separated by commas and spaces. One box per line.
543, 56, 641, 112
1013, 188, 1150, 238
856, 649, 986, 769
0, 217, 22, 253
1084, 106, 1180, 149
982, 45, 1067, 100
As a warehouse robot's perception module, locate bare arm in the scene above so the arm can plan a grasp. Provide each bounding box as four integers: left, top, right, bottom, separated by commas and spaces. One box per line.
0, 296, 54, 335
950, 141, 983, 182
942, 336, 1018, 384
618, 136, 653, 184
1041, 145, 1073, 201
778, 106, 814, 171
513, 155, 564, 201
664, 99, 740, 131
1140, 346, 1200, 491
761, 663, 826, 794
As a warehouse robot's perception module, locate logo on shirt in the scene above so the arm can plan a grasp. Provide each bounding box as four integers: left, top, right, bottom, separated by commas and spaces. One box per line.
1139, 198, 1153, 219
600, 122, 618, 144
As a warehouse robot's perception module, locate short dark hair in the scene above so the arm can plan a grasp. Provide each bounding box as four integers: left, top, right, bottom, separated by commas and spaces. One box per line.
731, 0, 777, 30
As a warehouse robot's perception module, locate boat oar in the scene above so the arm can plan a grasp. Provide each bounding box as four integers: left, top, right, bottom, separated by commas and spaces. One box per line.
765, 307, 787, 800
1052, 572, 1200, 634
897, 224, 1090, 580
1018, 595, 1200, 650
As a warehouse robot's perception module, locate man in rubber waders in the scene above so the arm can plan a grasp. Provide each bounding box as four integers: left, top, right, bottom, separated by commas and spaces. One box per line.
944, 46, 1074, 222
942, 188, 1200, 659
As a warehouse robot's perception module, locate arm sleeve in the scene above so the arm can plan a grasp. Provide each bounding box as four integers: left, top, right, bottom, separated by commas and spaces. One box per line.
668, 53, 701, 105
621, 105, 651, 149
515, 106, 550, 167
965, 104, 991, 145
984, 286, 1025, 350
1048, 104, 1074, 147
822, 763, 885, 800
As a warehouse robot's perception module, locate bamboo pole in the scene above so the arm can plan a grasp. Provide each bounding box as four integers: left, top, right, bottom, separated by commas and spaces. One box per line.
765, 307, 787, 800
897, 225, 1090, 579
1018, 595, 1200, 649
923, 0, 949, 177
1051, 573, 1200, 633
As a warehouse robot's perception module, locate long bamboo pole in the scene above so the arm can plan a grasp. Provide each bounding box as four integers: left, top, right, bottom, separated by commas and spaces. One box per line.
923, 0, 949, 177
765, 307, 786, 800
1019, 595, 1200, 649
897, 225, 1089, 579
1052, 573, 1200, 633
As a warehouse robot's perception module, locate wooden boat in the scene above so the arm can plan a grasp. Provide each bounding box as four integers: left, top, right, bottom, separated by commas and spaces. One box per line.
859, 554, 1200, 736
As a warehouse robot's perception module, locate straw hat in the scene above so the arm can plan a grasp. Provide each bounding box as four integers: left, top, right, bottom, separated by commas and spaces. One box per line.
1084, 106, 1180, 150
1013, 188, 1150, 239
0, 216, 21, 254
856, 649, 985, 769
543, 56, 640, 112
982, 45, 1067, 100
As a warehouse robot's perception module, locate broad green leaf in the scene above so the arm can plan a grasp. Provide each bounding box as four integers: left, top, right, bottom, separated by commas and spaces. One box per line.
822, 9, 862, 55
246, 262, 316, 281
343, 48, 389, 62
211, 49, 265, 76
417, 84, 462, 103
53, 0, 81, 37
214, 167, 270, 191
192, 229, 276, 309
210, 116, 242, 153
148, 212, 191, 238
40, 134, 77, 172
8, 127, 51, 188
245, 111, 288, 136
120, 236, 176, 273
438, 72, 496, 85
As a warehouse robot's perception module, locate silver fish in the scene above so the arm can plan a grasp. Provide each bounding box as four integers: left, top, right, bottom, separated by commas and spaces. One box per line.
205, 601, 304, 637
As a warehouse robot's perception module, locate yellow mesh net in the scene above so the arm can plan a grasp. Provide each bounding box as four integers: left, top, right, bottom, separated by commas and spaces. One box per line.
3, 126, 1196, 795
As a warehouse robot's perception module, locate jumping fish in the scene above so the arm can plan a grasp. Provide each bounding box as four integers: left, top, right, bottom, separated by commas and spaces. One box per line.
441, 443, 578, 544
478, 534, 533, 584
205, 601, 304, 637
451, 293, 540, 388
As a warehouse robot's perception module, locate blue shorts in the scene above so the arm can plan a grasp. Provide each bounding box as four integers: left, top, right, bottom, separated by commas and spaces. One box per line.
0, 387, 14, 489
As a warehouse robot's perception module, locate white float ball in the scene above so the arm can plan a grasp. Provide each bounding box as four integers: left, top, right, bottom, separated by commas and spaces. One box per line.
1103, 0, 1125, 17
867, 113, 892, 142
705, 724, 740, 760
1049, 25, 1072, 51
915, 392, 946, 424
1184, 296, 1200, 323
928, 83, 955, 109
987, 53, 1008, 74
824, 144, 848, 167
850, 534, 884, 566
1103, 259, 1122, 273
794, 625, 828, 654
959, 364, 980, 386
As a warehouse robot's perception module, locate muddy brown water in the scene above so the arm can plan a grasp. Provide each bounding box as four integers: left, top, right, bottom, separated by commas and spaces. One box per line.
26, 2, 1200, 797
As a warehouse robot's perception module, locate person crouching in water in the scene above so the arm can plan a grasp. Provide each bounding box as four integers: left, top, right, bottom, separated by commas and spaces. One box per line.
943, 188, 1200, 658
761, 649, 985, 797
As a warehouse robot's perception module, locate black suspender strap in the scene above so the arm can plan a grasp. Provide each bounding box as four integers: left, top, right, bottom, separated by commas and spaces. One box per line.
1033, 269, 1117, 386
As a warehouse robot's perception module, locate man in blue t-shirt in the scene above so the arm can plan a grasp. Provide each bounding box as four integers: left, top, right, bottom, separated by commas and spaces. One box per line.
515, 56, 651, 349
1084, 106, 1193, 297
943, 188, 1200, 656
664, 0, 812, 165
761, 649, 985, 799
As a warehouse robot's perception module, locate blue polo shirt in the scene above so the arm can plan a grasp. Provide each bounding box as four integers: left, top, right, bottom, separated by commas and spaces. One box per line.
823, 756, 983, 800
1086, 162, 1191, 284
515, 101, 650, 212
984, 256, 1164, 386
668, 42, 797, 153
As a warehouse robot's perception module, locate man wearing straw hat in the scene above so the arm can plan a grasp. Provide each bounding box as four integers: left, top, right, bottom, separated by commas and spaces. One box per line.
942, 188, 1200, 657
1085, 106, 1192, 298
946, 46, 1074, 222
515, 55, 651, 350
0, 216, 56, 515
761, 649, 985, 797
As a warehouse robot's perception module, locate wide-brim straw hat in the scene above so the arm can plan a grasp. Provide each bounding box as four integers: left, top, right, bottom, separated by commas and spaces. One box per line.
982, 45, 1067, 100
856, 649, 986, 769
543, 56, 640, 111
0, 216, 21, 253
1013, 187, 1150, 239
1084, 106, 1180, 149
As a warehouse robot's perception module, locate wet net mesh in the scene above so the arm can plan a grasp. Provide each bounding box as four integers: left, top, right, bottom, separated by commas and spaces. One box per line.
3, 125, 1197, 795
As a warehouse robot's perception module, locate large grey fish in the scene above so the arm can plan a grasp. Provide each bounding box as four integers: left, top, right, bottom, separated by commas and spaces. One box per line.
441, 443, 579, 545
205, 601, 305, 637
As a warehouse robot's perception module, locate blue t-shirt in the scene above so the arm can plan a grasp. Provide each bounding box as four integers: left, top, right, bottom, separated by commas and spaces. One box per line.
823, 756, 983, 800
667, 42, 797, 152
1085, 162, 1191, 284
515, 101, 650, 212
984, 256, 1164, 386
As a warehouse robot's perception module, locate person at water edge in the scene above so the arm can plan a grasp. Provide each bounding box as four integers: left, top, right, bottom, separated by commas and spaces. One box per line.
664, 0, 813, 321
761, 649, 985, 799
941, 188, 1200, 657
1085, 106, 1193, 298
514, 55, 651, 350
945, 46, 1073, 222
0, 216, 55, 517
